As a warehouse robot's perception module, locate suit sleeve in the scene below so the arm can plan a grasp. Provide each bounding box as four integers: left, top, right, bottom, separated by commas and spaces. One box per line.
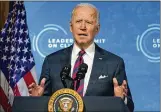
114, 58, 134, 112
39, 56, 52, 96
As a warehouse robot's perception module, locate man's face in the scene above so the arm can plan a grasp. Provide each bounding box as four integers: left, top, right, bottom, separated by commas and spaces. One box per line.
70, 6, 100, 47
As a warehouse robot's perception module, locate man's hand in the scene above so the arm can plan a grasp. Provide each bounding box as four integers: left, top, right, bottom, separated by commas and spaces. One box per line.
113, 78, 128, 99
28, 78, 46, 96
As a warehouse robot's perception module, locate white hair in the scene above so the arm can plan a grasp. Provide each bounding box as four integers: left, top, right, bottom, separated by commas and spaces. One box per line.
71, 3, 100, 24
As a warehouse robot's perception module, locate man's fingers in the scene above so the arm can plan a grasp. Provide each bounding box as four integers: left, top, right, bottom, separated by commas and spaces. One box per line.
113, 78, 118, 87
123, 92, 127, 97
121, 84, 128, 93
28, 88, 33, 93
40, 78, 46, 88
28, 83, 36, 89
125, 88, 128, 94
121, 85, 125, 90
28, 78, 46, 96
122, 80, 127, 88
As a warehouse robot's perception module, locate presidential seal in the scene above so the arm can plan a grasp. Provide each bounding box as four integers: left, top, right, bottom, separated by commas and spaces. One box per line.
48, 88, 84, 112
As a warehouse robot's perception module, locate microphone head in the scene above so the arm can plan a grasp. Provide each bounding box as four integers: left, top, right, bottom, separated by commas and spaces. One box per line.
60, 65, 71, 79
63, 65, 71, 73
78, 63, 88, 73
76, 63, 88, 80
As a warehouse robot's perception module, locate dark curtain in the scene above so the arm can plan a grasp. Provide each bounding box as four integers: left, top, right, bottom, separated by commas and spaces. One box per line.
0, 1, 9, 30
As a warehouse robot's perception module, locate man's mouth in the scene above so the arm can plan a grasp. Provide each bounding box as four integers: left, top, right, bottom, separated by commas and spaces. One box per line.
78, 34, 88, 36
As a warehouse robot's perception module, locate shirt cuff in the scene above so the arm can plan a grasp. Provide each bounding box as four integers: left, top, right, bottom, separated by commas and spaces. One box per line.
124, 96, 127, 104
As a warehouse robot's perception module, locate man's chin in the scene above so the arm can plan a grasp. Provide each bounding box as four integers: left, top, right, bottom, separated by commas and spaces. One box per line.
76, 41, 91, 48
78, 42, 86, 46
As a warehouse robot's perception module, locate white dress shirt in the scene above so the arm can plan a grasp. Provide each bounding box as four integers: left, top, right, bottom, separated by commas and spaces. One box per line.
71, 43, 95, 96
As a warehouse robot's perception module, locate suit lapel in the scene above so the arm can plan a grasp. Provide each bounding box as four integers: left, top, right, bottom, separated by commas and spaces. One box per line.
60, 45, 73, 69
85, 44, 106, 95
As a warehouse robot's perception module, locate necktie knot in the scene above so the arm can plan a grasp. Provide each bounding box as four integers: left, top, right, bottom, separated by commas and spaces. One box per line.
79, 50, 85, 56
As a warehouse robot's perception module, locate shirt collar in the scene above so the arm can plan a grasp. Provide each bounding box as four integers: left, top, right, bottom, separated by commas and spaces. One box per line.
72, 43, 95, 58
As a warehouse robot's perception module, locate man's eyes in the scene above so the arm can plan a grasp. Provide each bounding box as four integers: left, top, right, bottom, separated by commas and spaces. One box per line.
75, 20, 93, 24
86, 21, 93, 24
76, 20, 82, 23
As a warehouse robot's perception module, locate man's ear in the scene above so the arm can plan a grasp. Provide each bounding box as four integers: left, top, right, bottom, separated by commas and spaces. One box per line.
70, 21, 73, 32
95, 24, 100, 34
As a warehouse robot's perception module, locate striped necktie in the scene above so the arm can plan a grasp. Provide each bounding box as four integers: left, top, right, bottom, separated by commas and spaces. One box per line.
72, 50, 85, 96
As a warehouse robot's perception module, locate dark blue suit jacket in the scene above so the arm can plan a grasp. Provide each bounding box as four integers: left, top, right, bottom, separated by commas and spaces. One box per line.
40, 43, 134, 111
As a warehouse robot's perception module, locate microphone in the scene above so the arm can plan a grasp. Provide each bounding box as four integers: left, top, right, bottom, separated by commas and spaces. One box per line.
75, 63, 88, 91
60, 65, 74, 89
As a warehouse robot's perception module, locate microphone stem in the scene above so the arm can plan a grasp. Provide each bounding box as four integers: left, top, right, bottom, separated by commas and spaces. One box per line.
76, 79, 80, 91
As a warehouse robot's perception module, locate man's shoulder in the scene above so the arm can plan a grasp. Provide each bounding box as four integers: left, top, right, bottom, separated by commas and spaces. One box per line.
105, 50, 123, 60
45, 46, 71, 59
97, 46, 124, 62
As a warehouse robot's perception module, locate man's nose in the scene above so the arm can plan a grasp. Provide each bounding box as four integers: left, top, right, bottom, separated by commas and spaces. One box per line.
80, 22, 86, 30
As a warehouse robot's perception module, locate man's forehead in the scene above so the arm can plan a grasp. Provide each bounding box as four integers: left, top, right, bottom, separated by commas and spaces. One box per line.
74, 12, 96, 17
73, 6, 97, 17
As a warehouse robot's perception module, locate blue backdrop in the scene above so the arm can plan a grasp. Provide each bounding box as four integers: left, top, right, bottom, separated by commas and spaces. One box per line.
24, 1, 160, 111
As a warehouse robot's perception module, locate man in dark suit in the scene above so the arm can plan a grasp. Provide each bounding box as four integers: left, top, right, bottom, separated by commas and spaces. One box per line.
29, 3, 134, 111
